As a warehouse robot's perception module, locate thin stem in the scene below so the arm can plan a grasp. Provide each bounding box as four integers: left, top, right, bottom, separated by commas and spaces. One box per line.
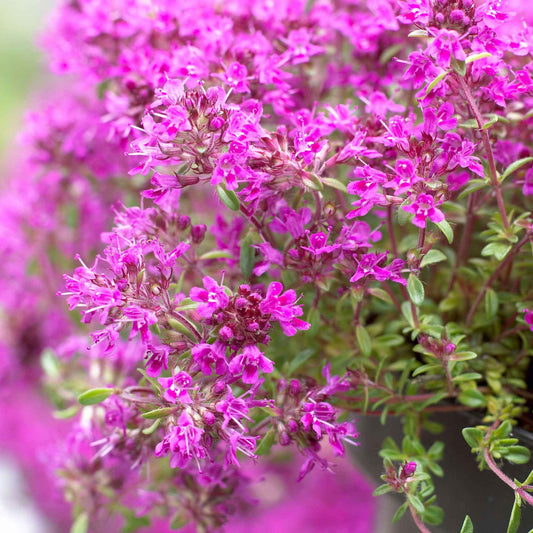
408, 502, 432, 533
447, 194, 475, 293
466, 234, 530, 326
483, 448, 533, 506
454, 74, 509, 229
387, 205, 399, 257
417, 226, 426, 250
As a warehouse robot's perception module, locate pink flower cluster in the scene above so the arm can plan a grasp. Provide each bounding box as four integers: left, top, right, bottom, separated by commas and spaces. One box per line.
1, 0, 533, 531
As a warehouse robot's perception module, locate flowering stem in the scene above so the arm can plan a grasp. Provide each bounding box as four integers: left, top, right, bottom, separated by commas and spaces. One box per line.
387, 205, 399, 257
447, 195, 475, 293
466, 234, 530, 326
483, 448, 533, 506
454, 74, 509, 229
417, 226, 426, 250
483, 423, 533, 507
408, 501, 432, 533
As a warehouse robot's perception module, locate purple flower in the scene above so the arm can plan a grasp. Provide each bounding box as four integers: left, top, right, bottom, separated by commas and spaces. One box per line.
158, 371, 195, 404
192, 341, 228, 375
350, 252, 407, 286
301, 230, 340, 256
154, 411, 207, 469
121, 305, 158, 344
403, 193, 445, 228
145, 343, 170, 377
301, 401, 336, 438
260, 282, 310, 336
401, 461, 417, 479
428, 29, 466, 69
190, 276, 230, 319
524, 309, 533, 331
220, 62, 250, 93
215, 387, 253, 430
228, 345, 274, 384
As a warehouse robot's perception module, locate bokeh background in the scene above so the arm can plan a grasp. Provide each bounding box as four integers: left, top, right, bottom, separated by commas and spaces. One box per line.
0, 1, 54, 531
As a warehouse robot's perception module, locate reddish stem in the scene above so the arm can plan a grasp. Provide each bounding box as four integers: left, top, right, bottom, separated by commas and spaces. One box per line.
483, 448, 533, 507
408, 502, 432, 533
455, 74, 509, 229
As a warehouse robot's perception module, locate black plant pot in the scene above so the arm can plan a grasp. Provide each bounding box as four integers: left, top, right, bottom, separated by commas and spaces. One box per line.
353, 413, 533, 532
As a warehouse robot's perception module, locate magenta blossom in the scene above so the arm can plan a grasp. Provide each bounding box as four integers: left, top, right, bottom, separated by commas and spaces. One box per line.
190, 276, 230, 318
403, 193, 445, 229
228, 345, 274, 384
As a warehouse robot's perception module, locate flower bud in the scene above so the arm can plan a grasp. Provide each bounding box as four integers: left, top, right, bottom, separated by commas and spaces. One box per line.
401, 461, 417, 479
209, 116, 225, 131
289, 379, 301, 396
177, 215, 191, 230
287, 419, 299, 433
219, 326, 233, 340
191, 224, 207, 243
279, 431, 291, 446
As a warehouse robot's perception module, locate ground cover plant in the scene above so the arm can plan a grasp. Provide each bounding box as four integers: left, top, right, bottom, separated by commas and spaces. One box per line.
2, 0, 533, 531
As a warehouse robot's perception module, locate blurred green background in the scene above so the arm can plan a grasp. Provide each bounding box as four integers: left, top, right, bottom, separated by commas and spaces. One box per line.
0, 0, 53, 155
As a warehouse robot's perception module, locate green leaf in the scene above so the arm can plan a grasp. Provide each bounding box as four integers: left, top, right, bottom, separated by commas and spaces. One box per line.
142, 407, 175, 419
435, 219, 453, 244
412, 364, 443, 378
507, 493, 522, 533
216, 183, 240, 211
240, 233, 255, 279
451, 56, 466, 76
485, 288, 499, 319
453, 372, 483, 382
367, 287, 393, 305
427, 441, 445, 461
356, 325, 372, 357
408, 494, 425, 515
53, 405, 79, 419
462, 427, 484, 448
198, 250, 234, 260
450, 351, 478, 362
420, 249, 447, 268
458, 389, 487, 408
255, 428, 276, 456
499, 157, 533, 184
373, 484, 394, 496
426, 71, 450, 95
302, 173, 324, 191
423, 505, 444, 525
401, 301, 415, 328
460, 515, 474, 533
502, 446, 531, 465
142, 419, 161, 435
481, 242, 512, 261
78, 388, 114, 406
322, 177, 347, 193
458, 179, 488, 200
287, 348, 314, 375
392, 502, 408, 523
482, 114, 499, 130
407, 274, 425, 307
121, 509, 150, 533
493, 420, 513, 439
465, 52, 492, 64
169, 512, 189, 530
71, 513, 89, 533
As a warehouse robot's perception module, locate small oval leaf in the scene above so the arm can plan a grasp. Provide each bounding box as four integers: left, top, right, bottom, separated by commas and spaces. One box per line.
78, 388, 114, 406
